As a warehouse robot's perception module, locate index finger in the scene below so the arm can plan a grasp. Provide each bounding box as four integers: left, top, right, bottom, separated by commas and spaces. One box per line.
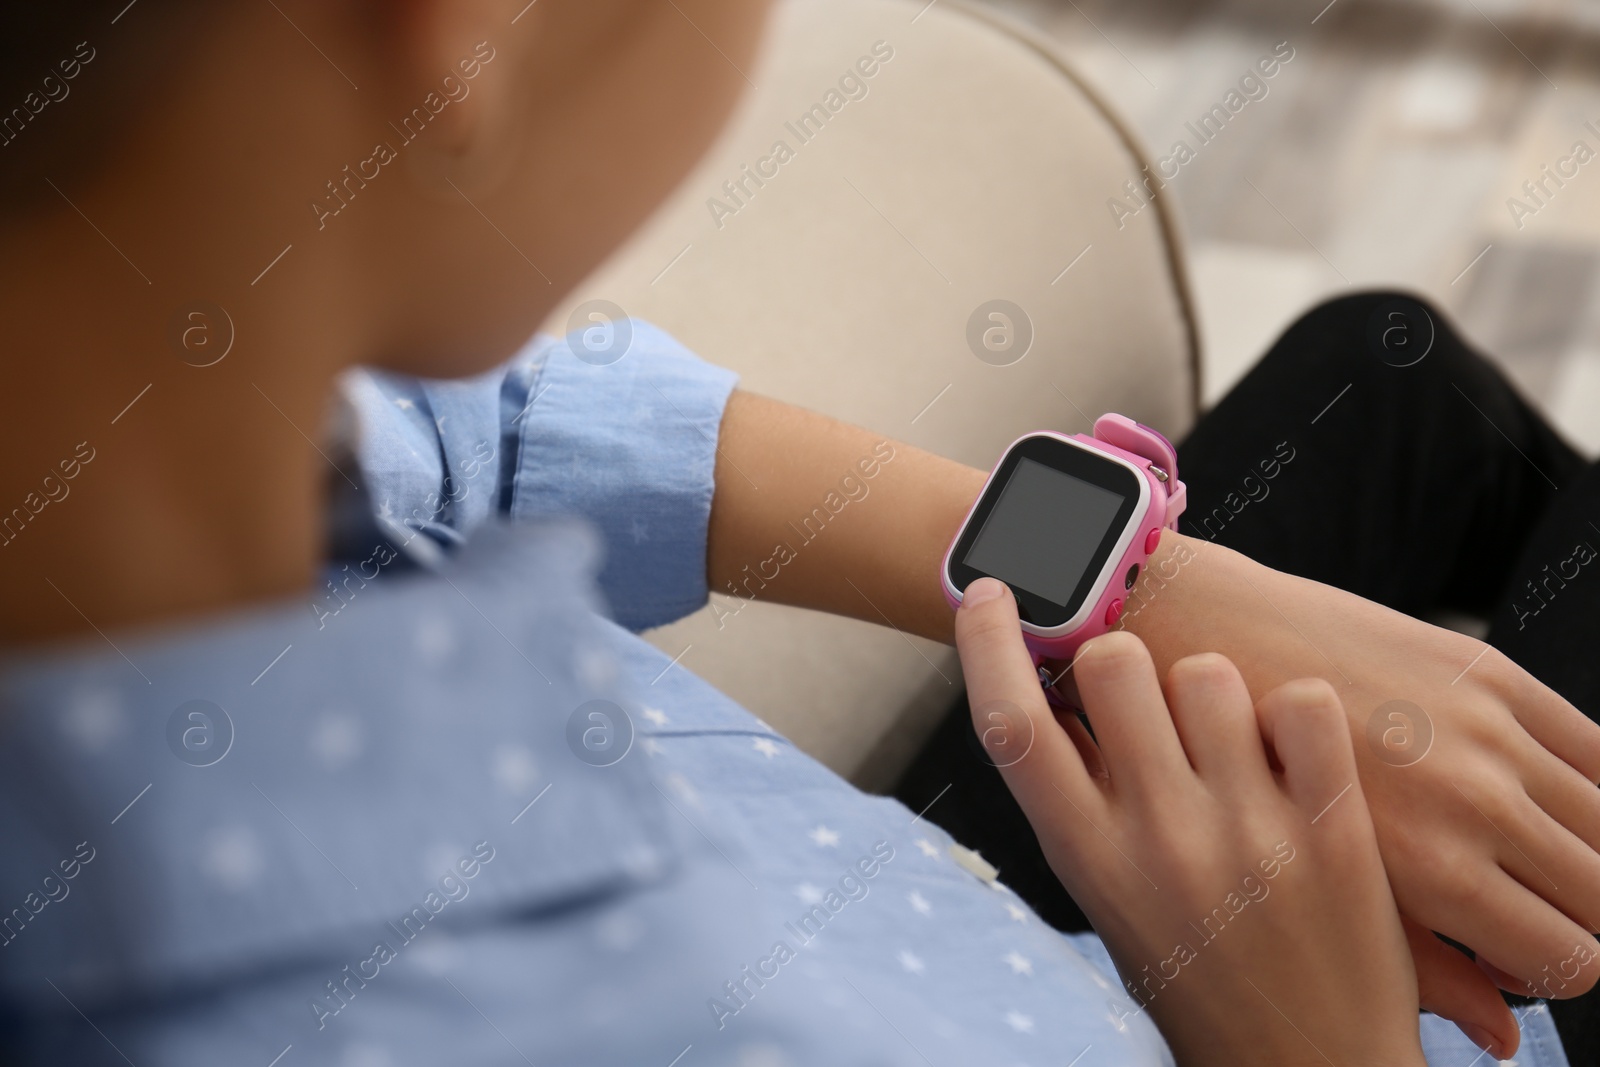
954, 578, 1096, 811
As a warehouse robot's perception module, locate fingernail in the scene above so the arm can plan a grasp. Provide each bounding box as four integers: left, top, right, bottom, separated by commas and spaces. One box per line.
1461, 1024, 1502, 1060
962, 577, 1008, 607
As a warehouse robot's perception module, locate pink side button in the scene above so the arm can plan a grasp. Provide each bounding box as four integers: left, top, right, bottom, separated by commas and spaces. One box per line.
1104, 599, 1124, 626
1144, 527, 1162, 555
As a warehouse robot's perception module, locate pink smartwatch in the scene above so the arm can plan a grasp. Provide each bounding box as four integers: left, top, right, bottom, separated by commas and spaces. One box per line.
942, 414, 1187, 662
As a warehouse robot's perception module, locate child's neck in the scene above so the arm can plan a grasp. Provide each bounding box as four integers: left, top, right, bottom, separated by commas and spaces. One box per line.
0, 207, 352, 647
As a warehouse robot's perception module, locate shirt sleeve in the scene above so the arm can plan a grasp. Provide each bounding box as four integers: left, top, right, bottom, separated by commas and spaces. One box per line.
338, 320, 739, 632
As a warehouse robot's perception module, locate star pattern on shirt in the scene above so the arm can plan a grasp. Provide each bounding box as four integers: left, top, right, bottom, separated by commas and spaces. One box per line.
490, 744, 540, 795
341, 1041, 397, 1067
394, 396, 414, 410
1005, 901, 1029, 923
201, 825, 265, 891
908, 890, 932, 916
795, 883, 824, 906
620, 845, 665, 882
1003, 951, 1034, 976
808, 825, 840, 848
640, 738, 664, 758
897, 950, 925, 975
641, 706, 669, 727
1004, 1010, 1035, 1034
664, 772, 701, 809
595, 908, 645, 953
1081, 962, 1112, 991
752, 738, 780, 759
915, 838, 941, 859
310, 711, 364, 770
60, 687, 124, 752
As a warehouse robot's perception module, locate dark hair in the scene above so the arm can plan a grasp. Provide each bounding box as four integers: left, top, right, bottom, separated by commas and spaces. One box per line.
0, 3, 202, 216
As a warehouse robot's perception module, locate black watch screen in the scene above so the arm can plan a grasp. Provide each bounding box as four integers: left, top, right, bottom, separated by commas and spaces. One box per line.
947, 435, 1143, 627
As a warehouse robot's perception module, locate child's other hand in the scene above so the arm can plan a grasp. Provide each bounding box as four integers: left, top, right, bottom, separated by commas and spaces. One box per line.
955, 577, 1489, 1066
1114, 536, 1600, 1022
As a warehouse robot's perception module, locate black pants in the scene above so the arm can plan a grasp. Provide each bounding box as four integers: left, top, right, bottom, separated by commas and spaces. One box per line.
895, 292, 1600, 1057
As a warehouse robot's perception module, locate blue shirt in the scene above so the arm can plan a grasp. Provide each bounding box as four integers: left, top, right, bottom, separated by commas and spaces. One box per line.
0, 322, 1565, 1066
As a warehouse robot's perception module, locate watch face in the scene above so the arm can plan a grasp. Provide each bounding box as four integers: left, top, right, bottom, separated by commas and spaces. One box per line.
948, 435, 1143, 628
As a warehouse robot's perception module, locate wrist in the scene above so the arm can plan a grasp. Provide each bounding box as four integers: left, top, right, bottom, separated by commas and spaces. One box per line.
1117, 532, 1271, 672
918, 462, 987, 644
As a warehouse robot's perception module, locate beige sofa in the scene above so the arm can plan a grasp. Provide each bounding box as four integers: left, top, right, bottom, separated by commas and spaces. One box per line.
546, 0, 1201, 790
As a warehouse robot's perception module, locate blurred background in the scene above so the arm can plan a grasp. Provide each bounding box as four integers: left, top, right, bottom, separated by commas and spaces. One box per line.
975, 0, 1600, 453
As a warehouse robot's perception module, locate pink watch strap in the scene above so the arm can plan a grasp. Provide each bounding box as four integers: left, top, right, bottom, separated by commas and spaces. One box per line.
1090, 414, 1186, 530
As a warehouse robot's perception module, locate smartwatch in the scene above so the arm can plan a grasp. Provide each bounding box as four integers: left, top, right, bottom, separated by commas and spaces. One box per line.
942, 414, 1187, 661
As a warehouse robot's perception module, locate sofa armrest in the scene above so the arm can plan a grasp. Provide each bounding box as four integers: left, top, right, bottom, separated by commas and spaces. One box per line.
544, 0, 1201, 789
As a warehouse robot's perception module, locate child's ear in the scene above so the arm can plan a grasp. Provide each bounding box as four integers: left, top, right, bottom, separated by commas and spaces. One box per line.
374, 0, 522, 193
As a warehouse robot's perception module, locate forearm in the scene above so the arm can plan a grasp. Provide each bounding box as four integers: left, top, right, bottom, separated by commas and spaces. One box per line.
707, 390, 985, 643
707, 390, 1241, 654
707, 391, 1252, 654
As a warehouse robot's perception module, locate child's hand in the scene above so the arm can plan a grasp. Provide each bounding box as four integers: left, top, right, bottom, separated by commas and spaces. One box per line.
1114, 537, 1600, 1031
955, 577, 1491, 1066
